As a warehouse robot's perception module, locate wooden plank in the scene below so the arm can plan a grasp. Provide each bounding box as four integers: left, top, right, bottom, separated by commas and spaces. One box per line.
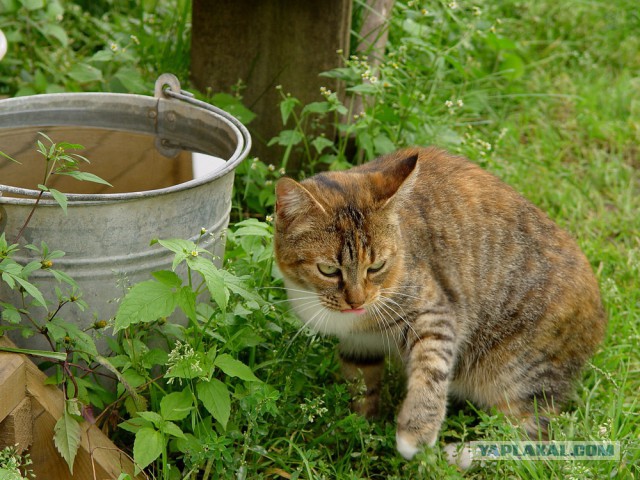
0, 337, 140, 478
0, 352, 27, 423
24, 354, 141, 479
0, 397, 33, 453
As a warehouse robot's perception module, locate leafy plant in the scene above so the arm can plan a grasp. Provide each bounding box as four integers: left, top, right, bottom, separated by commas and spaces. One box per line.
0, 445, 35, 480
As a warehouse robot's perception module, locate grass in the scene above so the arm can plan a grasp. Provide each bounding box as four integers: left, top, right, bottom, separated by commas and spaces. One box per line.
1, 0, 639, 478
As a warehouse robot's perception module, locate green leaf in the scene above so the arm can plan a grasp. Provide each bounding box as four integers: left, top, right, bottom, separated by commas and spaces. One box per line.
219, 270, 264, 306
0, 149, 20, 164
56, 170, 112, 186
210, 93, 256, 125
67, 63, 103, 83
133, 427, 163, 473
0, 303, 21, 324
11, 275, 47, 307
373, 134, 396, 155
302, 101, 331, 115
137, 411, 164, 426
160, 421, 186, 439
114, 67, 148, 93
196, 379, 230, 429
48, 188, 68, 214
500, 52, 526, 80
152, 270, 183, 288
214, 353, 260, 382
160, 389, 193, 421
19, 0, 44, 10
267, 129, 304, 147
348, 83, 379, 95
188, 258, 228, 311
53, 409, 82, 474
40, 23, 69, 46
177, 286, 197, 322
280, 96, 300, 125
0, 345, 66, 361
90, 49, 115, 63
311, 136, 335, 154
113, 280, 179, 332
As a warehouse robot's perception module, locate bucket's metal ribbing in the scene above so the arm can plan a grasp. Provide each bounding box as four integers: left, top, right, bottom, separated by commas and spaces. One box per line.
0, 74, 251, 347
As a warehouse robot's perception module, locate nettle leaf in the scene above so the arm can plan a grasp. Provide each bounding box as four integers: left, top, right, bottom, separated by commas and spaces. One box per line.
177, 286, 197, 322
219, 270, 264, 306
152, 270, 183, 288
267, 129, 304, 147
53, 408, 82, 474
160, 389, 193, 421
196, 379, 230, 429
188, 258, 228, 311
133, 427, 163, 473
311, 136, 335, 154
40, 23, 69, 47
113, 280, 179, 332
232, 219, 272, 238
302, 101, 331, 115
280, 96, 300, 125
214, 353, 260, 382
160, 421, 186, 439
0, 303, 21, 324
137, 411, 164, 427
67, 63, 103, 83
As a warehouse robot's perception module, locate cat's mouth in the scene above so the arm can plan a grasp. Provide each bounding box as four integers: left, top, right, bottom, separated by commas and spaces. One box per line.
340, 308, 367, 315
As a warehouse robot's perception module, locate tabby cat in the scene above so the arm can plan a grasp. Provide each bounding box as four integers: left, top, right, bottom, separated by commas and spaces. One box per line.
274, 147, 606, 460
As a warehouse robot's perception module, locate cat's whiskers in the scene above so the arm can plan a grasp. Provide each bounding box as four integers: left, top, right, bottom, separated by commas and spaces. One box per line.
370, 302, 399, 358
374, 298, 407, 351
380, 287, 423, 302
378, 294, 421, 348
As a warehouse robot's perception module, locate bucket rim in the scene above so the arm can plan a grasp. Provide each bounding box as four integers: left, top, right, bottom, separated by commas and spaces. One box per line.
0, 89, 251, 205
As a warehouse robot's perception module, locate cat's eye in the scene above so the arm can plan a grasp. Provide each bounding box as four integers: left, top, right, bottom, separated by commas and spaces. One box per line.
368, 260, 386, 273
317, 263, 340, 277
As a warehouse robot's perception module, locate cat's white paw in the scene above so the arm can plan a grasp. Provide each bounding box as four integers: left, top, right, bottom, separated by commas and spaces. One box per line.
396, 431, 420, 460
443, 442, 473, 470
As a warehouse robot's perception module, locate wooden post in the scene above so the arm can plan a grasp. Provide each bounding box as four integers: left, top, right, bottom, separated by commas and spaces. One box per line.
191, 0, 353, 171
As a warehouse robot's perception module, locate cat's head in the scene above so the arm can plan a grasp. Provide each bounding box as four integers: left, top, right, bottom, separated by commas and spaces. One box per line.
274, 152, 418, 337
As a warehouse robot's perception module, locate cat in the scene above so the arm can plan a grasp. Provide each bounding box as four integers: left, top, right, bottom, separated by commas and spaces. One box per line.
273, 146, 606, 461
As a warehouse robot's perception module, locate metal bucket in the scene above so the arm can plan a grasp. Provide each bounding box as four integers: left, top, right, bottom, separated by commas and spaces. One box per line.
0, 74, 251, 341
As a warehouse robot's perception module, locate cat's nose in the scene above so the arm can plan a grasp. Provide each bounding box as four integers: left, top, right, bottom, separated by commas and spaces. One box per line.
345, 287, 366, 309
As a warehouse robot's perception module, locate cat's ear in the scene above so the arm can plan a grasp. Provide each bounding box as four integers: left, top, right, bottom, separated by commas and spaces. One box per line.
378, 153, 419, 208
275, 177, 326, 226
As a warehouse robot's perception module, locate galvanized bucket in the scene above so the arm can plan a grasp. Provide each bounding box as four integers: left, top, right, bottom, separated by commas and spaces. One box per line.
0, 74, 251, 342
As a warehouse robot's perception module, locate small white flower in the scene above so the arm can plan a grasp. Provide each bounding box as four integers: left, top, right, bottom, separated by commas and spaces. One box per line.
445, 100, 454, 108
266, 215, 273, 222
448, 1, 458, 9
268, 164, 275, 171
110, 42, 118, 52
456, 99, 464, 107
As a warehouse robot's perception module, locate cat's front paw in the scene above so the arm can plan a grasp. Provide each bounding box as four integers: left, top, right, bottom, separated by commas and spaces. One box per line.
396, 430, 420, 460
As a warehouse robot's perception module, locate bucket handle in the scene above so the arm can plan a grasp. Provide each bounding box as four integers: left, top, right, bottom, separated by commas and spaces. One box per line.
153, 74, 252, 173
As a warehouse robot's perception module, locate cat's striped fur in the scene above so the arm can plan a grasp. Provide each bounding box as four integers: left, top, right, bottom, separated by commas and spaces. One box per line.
274, 147, 606, 460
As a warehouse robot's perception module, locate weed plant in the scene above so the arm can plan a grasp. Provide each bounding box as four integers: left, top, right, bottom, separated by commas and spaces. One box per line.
0, 0, 638, 479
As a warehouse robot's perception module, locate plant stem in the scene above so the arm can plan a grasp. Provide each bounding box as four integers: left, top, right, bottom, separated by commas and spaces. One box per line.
13, 189, 44, 244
